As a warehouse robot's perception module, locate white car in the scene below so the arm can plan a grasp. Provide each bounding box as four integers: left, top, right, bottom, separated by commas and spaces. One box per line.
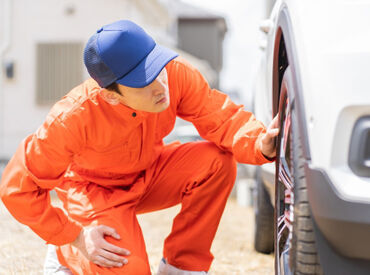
251, 0, 370, 274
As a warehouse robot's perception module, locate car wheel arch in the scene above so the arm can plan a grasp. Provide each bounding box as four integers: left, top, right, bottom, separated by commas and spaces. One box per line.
272, 5, 311, 161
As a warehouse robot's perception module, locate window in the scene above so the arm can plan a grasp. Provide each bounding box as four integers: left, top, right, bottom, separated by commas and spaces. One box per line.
36, 43, 83, 105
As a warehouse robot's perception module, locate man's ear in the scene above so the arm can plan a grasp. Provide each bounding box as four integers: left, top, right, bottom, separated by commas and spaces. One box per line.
100, 89, 120, 105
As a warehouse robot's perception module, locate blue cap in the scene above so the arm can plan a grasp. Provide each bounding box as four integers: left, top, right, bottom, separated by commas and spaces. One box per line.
84, 20, 178, 88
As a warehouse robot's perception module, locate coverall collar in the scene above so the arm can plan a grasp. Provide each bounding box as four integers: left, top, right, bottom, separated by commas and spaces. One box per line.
97, 89, 149, 126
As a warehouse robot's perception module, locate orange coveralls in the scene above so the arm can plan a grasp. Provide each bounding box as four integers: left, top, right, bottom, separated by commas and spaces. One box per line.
0, 57, 271, 274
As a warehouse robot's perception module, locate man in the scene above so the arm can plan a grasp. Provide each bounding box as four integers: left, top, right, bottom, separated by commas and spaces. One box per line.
0, 20, 278, 274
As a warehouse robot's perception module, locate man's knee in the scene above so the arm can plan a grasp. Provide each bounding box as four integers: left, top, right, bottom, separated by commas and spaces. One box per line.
201, 142, 237, 177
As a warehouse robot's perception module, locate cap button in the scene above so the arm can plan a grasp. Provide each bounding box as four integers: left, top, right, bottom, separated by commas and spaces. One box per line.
97, 27, 103, 33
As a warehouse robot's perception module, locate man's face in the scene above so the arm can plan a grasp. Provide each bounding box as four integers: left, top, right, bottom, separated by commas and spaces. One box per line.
116, 67, 170, 113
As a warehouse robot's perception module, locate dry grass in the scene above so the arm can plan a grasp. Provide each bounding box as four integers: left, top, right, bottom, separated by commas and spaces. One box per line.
0, 198, 273, 274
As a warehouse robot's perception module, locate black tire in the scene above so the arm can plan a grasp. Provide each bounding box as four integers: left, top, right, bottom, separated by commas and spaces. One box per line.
290, 103, 323, 274
253, 168, 274, 254
275, 67, 323, 274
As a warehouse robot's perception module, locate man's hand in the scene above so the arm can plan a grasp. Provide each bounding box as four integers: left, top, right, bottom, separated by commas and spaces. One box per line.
259, 114, 280, 159
71, 225, 131, 268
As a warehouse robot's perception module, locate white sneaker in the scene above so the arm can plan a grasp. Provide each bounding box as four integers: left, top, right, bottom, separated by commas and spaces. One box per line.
157, 258, 208, 275
43, 245, 73, 275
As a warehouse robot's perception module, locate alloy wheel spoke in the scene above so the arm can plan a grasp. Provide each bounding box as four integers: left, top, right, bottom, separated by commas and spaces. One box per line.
278, 158, 293, 190
278, 214, 285, 227
277, 215, 288, 243
276, 95, 295, 275
282, 98, 291, 153
283, 113, 291, 152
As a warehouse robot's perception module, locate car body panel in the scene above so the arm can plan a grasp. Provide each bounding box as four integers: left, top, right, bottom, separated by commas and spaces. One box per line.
255, 0, 370, 200
252, 0, 370, 270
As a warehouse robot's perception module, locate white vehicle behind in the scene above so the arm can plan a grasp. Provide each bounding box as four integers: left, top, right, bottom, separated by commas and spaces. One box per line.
250, 1, 370, 274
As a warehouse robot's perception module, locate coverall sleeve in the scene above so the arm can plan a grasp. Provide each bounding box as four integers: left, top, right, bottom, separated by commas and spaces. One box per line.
0, 98, 85, 245
174, 58, 272, 165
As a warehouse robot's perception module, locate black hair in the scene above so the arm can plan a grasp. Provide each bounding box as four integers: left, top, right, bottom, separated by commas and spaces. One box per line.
105, 82, 121, 95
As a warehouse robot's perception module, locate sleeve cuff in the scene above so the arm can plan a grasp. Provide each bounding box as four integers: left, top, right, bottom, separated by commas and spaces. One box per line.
46, 219, 82, 246
262, 153, 276, 162
255, 144, 276, 164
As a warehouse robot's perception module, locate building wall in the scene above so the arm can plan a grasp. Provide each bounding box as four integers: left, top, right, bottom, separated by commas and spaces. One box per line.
178, 19, 225, 88
0, 0, 173, 159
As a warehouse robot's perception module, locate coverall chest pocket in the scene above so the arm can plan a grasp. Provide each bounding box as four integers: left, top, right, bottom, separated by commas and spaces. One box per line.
125, 127, 143, 161
82, 142, 132, 169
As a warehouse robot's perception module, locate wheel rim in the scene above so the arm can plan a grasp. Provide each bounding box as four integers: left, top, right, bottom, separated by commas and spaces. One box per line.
275, 93, 294, 275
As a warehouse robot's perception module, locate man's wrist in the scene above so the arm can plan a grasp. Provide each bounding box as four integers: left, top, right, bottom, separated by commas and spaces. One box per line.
262, 153, 276, 161
46, 219, 83, 246
71, 227, 84, 247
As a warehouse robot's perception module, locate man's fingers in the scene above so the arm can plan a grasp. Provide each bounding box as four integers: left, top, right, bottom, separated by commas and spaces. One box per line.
268, 128, 279, 137
262, 128, 279, 144
99, 248, 128, 265
99, 225, 121, 240
260, 115, 279, 158
102, 240, 131, 256
270, 114, 279, 128
97, 225, 131, 256
94, 255, 124, 268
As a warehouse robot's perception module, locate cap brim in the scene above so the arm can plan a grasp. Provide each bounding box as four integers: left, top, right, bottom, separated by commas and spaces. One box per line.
116, 44, 178, 88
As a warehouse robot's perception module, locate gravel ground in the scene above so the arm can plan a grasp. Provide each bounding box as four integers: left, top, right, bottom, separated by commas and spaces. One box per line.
0, 197, 273, 274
